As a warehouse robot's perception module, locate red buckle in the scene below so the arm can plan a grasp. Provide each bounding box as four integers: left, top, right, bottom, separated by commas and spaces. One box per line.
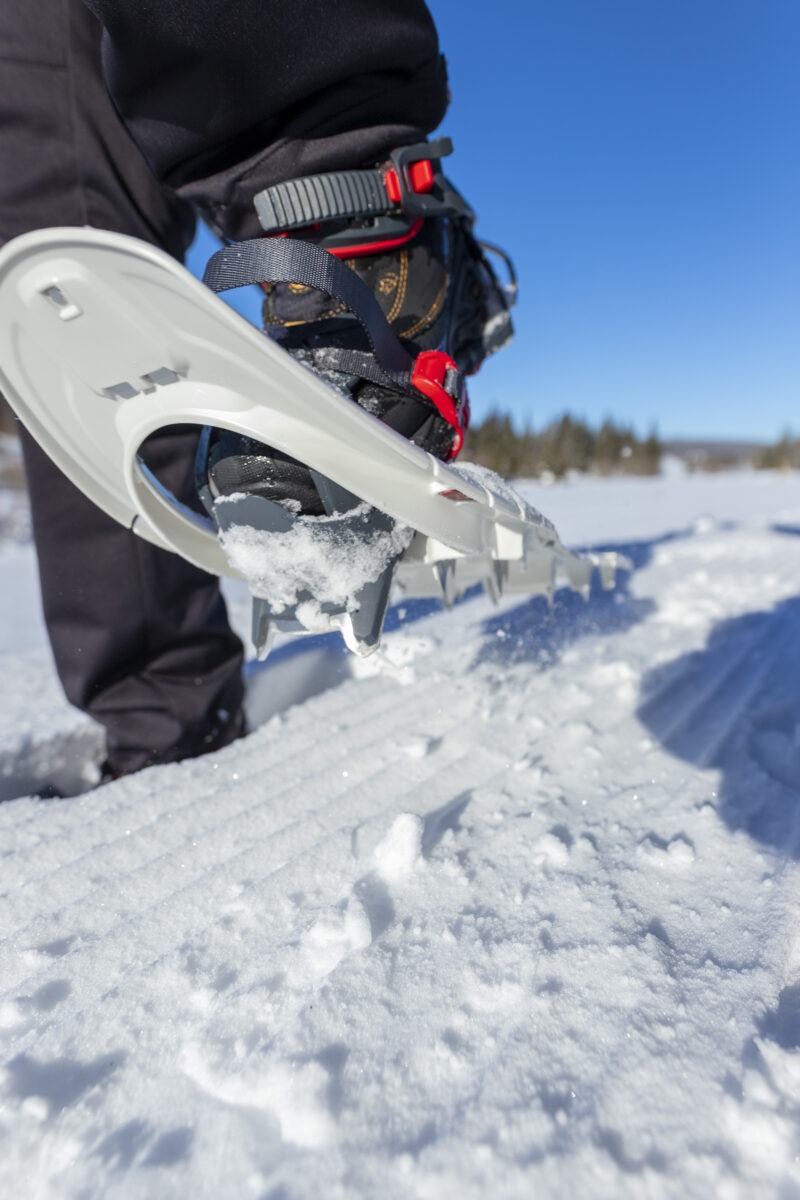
384, 168, 402, 204
384, 158, 434, 206
409, 159, 434, 193
411, 351, 466, 459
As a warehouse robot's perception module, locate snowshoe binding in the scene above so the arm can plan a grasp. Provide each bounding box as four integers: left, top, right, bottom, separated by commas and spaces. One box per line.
197, 138, 519, 653
0, 153, 629, 666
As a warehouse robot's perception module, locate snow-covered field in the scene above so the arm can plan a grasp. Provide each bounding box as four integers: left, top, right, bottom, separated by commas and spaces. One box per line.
4, 461, 800, 1198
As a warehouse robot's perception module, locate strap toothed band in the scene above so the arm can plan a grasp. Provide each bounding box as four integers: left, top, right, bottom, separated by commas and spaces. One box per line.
252, 138, 474, 237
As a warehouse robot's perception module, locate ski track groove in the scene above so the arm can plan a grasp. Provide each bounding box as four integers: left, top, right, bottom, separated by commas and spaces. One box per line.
0, 683, 464, 952
0, 665, 462, 908
672, 619, 788, 769
7, 501, 800, 1196
0, 736, 516, 1030
0, 675, 523, 993
639, 615, 775, 747
0, 663, 429, 858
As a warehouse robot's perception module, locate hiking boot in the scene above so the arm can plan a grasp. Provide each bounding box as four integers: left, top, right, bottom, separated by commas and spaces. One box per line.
200, 138, 516, 516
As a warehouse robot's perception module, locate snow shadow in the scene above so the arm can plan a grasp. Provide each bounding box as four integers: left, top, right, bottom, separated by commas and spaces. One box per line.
243, 595, 453, 729
244, 590, 453, 729
637, 595, 800, 854
6, 1050, 125, 1112
218, 529, 694, 733
245, 633, 353, 729
771, 523, 800, 539
94, 1120, 195, 1171
758, 983, 800, 1050
472, 534, 665, 671
0, 724, 104, 804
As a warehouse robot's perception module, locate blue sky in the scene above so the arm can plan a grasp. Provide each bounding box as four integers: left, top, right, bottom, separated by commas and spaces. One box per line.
190, 1, 799, 441
428, 0, 800, 439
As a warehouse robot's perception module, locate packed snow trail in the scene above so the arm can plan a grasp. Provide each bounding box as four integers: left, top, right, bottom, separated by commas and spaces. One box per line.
3, 467, 800, 1197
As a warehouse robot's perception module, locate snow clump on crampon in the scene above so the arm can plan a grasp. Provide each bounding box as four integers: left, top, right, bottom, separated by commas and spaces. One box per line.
216, 497, 413, 614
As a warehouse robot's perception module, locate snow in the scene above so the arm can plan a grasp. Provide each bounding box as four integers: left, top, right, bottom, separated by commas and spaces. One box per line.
4, 467, 800, 1196
450, 460, 555, 529
217, 496, 413, 619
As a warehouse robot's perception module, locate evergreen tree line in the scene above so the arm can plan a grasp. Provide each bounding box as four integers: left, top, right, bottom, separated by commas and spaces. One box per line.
753, 434, 800, 471
462, 412, 661, 479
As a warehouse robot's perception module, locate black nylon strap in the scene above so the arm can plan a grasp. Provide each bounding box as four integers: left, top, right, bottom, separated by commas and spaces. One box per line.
311, 346, 411, 390
203, 238, 414, 383
312, 348, 463, 404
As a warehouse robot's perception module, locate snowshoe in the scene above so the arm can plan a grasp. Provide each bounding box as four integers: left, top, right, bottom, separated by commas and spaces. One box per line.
0, 145, 628, 661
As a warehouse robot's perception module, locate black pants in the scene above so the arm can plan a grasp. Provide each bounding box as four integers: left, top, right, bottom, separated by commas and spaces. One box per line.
0, 0, 447, 773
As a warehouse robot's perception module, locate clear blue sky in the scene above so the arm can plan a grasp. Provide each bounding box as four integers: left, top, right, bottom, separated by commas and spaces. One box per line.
191, 1, 799, 441
428, 0, 800, 440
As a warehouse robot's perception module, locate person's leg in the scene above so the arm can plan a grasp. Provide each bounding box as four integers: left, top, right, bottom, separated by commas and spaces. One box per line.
0, 0, 191, 250
80, 0, 449, 240
19, 429, 246, 774
19, 428, 245, 774
0, 0, 245, 774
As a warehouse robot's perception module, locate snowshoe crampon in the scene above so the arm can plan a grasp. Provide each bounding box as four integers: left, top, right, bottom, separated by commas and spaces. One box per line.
0, 228, 629, 659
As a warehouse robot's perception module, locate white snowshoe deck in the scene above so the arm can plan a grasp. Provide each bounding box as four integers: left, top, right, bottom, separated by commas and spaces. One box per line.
0, 228, 628, 656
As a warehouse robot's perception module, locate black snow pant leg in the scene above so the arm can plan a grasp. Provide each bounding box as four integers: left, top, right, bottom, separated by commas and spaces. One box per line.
2, 0, 448, 771
18, 427, 245, 776
0, 0, 244, 774
81, 0, 450, 240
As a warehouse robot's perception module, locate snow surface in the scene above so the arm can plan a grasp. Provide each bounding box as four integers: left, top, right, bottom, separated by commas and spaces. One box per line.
4, 468, 800, 1196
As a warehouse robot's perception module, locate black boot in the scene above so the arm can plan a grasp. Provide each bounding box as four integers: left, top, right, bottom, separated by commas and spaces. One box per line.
200, 139, 516, 515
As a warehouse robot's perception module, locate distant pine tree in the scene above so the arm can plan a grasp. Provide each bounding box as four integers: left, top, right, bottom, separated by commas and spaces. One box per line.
464, 411, 661, 479
754, 430, 800, 470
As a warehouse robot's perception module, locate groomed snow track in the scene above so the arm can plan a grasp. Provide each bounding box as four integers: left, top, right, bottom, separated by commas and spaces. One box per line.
3, 472, 800, 1197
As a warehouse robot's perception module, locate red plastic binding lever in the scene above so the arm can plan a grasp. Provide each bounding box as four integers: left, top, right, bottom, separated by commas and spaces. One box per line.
327, 219, 423, 260
409, 159, 435, 193
384, 169, 402, 204
411, 351, 467, 459
383, 159, 435, 206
